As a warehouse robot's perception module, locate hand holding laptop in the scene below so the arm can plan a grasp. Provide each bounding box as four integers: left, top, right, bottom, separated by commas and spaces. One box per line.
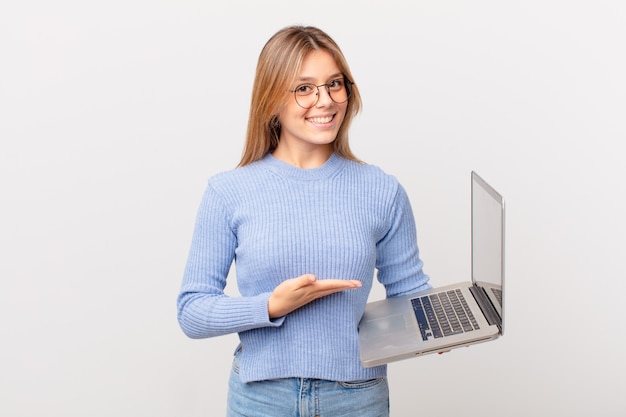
268, 274, 362, 318
358, 172, 505, 366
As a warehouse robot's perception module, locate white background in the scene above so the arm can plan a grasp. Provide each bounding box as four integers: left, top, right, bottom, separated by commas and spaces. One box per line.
2, 1, 625, 416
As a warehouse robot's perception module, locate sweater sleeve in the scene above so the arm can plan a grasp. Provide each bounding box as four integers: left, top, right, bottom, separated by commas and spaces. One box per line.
177, 183, 283, 339
376, 183, 432, 298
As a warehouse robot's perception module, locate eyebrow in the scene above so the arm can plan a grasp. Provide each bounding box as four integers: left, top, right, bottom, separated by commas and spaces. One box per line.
295, 73, 344, 83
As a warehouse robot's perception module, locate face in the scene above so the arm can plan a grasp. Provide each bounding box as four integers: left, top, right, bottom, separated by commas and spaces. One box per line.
276, 50, 348, 152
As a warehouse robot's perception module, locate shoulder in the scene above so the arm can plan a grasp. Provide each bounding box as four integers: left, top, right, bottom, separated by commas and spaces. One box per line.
196, 164, 264, 212
341, 158, 402, 193
207, 161, 266, 191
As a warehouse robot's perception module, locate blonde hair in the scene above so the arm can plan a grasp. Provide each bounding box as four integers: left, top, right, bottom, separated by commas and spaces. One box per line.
238, 26, 362, 167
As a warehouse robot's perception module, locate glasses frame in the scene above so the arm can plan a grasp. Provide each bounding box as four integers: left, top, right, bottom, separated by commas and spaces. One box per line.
289, 77, 353, 109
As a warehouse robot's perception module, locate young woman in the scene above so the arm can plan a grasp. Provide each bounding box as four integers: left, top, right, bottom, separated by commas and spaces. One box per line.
177, 25, 431, 417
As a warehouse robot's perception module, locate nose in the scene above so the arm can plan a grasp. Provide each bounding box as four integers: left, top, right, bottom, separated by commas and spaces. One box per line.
315, 85, 333, 107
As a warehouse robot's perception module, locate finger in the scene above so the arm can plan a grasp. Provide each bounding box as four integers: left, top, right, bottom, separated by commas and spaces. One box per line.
298, 274, 316, 285
313, 279, 362, 290
306, 282, 362, 299
284, 275, 316, 291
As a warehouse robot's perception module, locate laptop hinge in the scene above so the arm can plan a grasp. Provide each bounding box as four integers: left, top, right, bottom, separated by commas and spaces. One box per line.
469, 285, 502, 332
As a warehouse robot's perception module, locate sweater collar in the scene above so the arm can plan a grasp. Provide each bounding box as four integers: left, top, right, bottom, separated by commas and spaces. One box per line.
260, 152, 345, 181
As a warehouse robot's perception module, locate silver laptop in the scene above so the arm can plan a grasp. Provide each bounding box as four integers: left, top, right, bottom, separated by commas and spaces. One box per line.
358, 171, 505, 367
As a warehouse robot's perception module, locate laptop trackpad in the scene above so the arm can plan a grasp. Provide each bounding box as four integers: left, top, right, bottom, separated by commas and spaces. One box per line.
362, 315, 407, 337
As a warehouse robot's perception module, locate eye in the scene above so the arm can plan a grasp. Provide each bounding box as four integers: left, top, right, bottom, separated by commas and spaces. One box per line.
294, 84, 315, 95
328, 78, 344, 90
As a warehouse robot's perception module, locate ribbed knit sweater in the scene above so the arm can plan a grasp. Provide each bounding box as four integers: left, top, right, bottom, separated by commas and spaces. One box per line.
177, 153, 431, 383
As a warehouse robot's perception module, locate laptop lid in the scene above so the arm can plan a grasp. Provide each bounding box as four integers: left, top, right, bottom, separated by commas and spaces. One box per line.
471, 171, 505, 334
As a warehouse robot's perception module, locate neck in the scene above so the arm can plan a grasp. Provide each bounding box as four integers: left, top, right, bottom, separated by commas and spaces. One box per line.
271, 143, 333, 169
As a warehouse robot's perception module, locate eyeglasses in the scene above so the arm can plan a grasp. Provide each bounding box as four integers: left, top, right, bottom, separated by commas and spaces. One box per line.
289, 77, 352, 109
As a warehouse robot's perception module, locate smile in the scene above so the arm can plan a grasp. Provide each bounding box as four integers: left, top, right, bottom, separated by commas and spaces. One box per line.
307, 115, 334, 124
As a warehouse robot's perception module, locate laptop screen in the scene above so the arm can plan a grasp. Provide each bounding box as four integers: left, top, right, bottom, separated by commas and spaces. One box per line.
471, 172, 505, 329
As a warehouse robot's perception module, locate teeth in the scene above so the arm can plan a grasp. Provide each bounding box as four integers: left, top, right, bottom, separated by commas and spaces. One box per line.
309, 116, 333, 124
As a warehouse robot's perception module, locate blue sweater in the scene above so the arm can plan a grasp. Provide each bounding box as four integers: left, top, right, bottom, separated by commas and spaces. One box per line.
177, 153, 430, 383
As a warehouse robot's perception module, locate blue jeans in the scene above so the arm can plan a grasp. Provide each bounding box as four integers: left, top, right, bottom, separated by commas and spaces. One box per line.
227, 351, 390, 417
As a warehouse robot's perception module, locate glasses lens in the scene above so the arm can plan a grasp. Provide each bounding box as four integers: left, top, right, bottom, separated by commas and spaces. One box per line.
294, 84, 317, 109
328, 79, 349, 104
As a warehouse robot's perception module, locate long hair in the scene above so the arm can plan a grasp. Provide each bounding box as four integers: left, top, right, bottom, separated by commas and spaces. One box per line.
238, 26, 362, 167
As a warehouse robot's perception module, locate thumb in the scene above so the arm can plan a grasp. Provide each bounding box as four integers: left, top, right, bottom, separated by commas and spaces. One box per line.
301, 274, 316, 284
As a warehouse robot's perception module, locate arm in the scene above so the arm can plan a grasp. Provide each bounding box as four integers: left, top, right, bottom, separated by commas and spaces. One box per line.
376, 183, 431, 298
177, 184, 281, 339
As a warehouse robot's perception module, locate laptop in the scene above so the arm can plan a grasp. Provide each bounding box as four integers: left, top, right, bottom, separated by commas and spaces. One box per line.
358, 171, 505, 367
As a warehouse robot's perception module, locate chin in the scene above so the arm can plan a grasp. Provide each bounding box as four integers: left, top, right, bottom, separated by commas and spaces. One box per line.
311, 138, 337, 146
310, 132, 340, 145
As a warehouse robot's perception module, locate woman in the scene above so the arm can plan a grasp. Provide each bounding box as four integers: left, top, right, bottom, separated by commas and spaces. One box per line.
177, 25, 431, 416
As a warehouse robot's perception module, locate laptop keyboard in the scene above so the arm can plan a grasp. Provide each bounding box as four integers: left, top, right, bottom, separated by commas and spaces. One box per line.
411, 289, 480, 341
492, 288, 502, 306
